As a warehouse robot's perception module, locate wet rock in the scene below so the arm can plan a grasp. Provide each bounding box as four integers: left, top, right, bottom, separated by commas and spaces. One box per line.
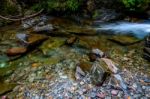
76, 40, 90, 49
31, 63, 41, 68
1, 95, 7, 99
37, 21, 45, 26
16, 33, 28, 44
21, 16, 48, 29
143, 53, 150, 61
22, 18, 39, 29
111, 90, 119, 96
26, 34, 48, 46
143, 47, 150, 55
75, 66, 86, 80
97, 92, 106, 98
144, 35, 150, 60
78, 61, 92, 73
93, 9, 123, 24
39, 38, 65, 55
6, 47, 27, 56
101, 58, 118, 73
33, 24, 54, 33
0, 83, 16, 96
66, 26, 97, 36
90, 61, 109, 85
65, 36, 77, 46
17, 33, 48, 46
89, 53, 97, 62
108, 35, 141, 46
91, 48, 104, 58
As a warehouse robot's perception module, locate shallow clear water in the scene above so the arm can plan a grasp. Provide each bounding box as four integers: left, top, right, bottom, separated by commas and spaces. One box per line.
0, 18, 150, 98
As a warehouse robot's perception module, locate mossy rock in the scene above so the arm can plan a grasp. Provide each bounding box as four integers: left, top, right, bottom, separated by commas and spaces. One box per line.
0, 83, 17, 96
39, 37, 65, 55
108, 35, 141, 46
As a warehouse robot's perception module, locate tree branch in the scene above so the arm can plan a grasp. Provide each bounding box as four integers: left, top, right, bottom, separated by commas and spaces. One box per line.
0, 9, 44, 21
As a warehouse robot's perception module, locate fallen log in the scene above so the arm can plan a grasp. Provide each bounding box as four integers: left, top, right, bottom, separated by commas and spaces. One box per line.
0, 9, 44, 21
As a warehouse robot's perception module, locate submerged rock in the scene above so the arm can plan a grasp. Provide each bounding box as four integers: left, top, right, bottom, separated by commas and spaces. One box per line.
39, 38, 65, 55
0, 83, 16, 96
6, 47, 27, 56
65, 36, 77, 46
66, 26, 97, 36
108, 35, 141, 46
4, 33, 48, 57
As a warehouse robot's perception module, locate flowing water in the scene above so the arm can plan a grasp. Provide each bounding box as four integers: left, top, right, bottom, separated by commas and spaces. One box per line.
96, 22, 150, 39
0, 17, 150, 98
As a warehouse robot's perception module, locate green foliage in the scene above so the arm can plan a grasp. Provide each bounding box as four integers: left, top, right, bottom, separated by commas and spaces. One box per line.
47, 0, 82, 12
122, 0, 150, 11
0, 0, 18, 15
4, 5, 18, 15
92, 10, 100, 19
32, 0, 83, 13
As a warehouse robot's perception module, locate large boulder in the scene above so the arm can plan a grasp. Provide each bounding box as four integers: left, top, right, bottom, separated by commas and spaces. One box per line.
75, 58, 112, 85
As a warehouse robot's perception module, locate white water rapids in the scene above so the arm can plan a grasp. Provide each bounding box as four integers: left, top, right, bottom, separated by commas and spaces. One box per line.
96, 22, 150, 38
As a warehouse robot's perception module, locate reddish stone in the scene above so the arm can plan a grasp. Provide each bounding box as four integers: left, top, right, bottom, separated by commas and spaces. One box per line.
6, 47, 27, 56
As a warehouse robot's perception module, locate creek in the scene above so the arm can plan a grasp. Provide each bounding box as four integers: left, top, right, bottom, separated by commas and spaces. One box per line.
0, 17, 150, 98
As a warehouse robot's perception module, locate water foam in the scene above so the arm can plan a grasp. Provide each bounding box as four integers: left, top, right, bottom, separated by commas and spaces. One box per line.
96, 22, 150, 38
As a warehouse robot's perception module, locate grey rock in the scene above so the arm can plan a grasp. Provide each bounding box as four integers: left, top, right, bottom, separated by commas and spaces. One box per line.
33, 24, 54, 32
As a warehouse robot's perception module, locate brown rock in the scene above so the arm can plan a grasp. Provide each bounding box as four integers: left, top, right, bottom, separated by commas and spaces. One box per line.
89, 53, 97, 62
6, 47, 27, 56
27, 34, 48, 45
31, 63, 40, 68
0, 83, 16, 96
16, 33, 48, 46
66, 36, 77, 45
79, 61, 92, 73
